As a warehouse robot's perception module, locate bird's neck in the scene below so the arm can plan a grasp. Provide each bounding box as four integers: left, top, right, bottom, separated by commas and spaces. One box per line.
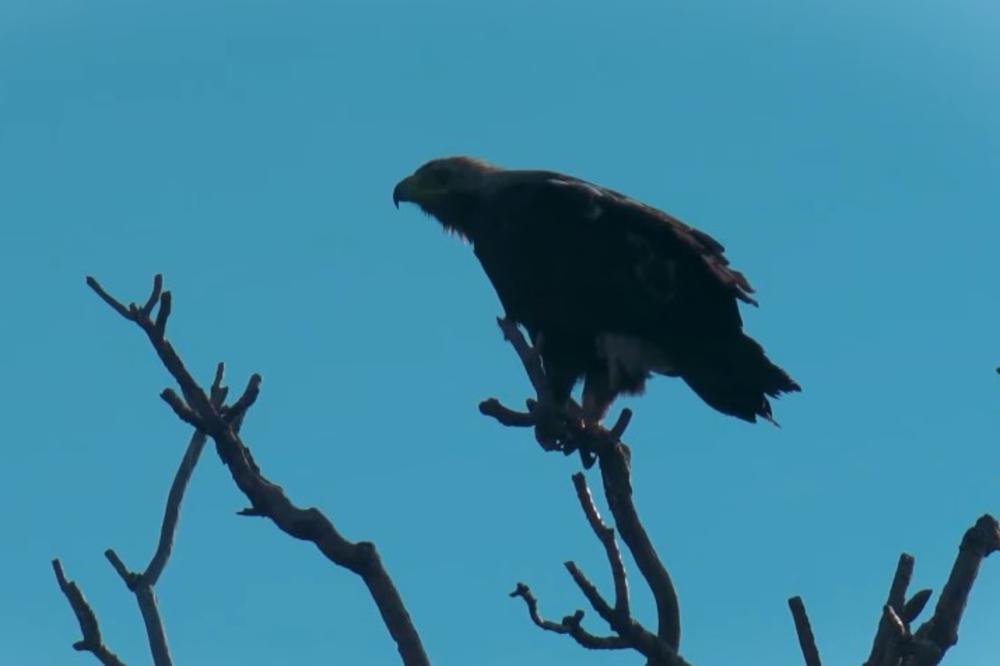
426, 193, 485, 241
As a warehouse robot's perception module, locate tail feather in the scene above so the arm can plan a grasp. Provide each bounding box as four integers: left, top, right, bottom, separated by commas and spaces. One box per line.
676, 333, 800, 424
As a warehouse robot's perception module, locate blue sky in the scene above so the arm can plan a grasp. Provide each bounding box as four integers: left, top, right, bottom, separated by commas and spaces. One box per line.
2, 1, 999, 664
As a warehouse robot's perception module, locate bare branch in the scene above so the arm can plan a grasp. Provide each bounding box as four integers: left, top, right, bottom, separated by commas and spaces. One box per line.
595, 440, 679, 649
488, 320, 686, 666
52, 560, 127, 666
904, 514, 1000, 665
571, 473, 629, 618
88, 276, 429, 666
565, 561, 616, 624
104, 550, 137, 589
478, 398, 537, 427
91, 376, 232, 666
103, 548, 172, 666
222, 373, 262, 423
153, 291, 172, 338
145, 428, 210, 585
142, 274, 163, 316
787, 596, 822, 666
86, 276, 133, 321
496, 317, 551, 403
864, 553, 915, 666
160, 389, 200, 428
145, 376, 230, 587
508, 583, 629, 651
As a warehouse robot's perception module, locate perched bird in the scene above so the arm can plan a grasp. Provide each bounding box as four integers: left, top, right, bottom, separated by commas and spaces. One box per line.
393, 156, 800, 425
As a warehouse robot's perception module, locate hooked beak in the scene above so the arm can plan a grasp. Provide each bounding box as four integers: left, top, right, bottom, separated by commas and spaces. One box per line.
392, 176, 416, 209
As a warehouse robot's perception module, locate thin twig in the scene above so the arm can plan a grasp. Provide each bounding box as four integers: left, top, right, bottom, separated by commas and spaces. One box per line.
497, 317, 551, 404
864, 553, 915, 666
595, 440, 679, 649
571, 473, 629, 618
509, 583, 629, 650
478, 398, 537, 427
787, 596, 822, 666
565, 562, 616, 624
96, 362, 233, 666
52, 560, 127, 666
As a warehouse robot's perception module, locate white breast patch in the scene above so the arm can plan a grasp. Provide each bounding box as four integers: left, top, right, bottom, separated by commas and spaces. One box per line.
596, 333, 678, 389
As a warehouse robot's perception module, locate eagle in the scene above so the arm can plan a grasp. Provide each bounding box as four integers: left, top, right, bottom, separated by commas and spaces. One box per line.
393, 156, 800, 426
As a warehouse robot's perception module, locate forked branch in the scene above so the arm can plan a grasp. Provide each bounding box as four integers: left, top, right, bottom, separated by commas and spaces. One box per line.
484, 319, 686, 666
52, 360, 235, 666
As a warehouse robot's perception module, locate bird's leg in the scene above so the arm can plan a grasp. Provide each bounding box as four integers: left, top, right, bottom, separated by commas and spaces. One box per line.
529, 391, 600, 468
531, 396, 574, 451
581, 373, 614, 428
530, 360, 580, 452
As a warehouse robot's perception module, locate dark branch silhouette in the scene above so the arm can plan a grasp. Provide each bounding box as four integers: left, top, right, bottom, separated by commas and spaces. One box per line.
83, 274, 430, 666
905, 514, 1000, 665
52, 560, 126, 666
788, 596, 822, 666
483, 318, 687, 666
106, 363, 234, 666
509, 583, 630, 650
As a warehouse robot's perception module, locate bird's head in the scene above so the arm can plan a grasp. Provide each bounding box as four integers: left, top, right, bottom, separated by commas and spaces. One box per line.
393, 156, 500, 238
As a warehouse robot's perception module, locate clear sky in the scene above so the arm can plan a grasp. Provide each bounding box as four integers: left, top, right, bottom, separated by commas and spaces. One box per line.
2, 1, 999, 664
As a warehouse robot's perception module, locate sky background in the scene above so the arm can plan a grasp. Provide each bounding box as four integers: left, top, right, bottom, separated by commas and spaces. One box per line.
2, 1, 999, 664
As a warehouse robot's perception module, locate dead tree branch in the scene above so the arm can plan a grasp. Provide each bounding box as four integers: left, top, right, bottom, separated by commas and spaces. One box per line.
572, 473, 630, 619
53, 323, 246, 666
904, 514, 1000, 665
483, 318, 686, 666
104, 364, 233, 666
787, 596, 822, 666
509, 583, 630, 650
85, 275, 430, 666
793, 514, 1000, 666
52, 560, 127, 666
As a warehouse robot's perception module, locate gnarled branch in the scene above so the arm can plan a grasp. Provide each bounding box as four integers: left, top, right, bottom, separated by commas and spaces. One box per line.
86, 275, 430, 666
805, 514, 1000, 666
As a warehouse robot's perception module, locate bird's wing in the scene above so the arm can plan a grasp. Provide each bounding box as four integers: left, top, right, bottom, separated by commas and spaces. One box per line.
559, 176, 756, 304
487, 173, 754, 335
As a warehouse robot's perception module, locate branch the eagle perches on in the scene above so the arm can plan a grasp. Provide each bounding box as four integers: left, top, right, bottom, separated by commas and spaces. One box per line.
479, 317, 1000, 666
480, 317, 690, 666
